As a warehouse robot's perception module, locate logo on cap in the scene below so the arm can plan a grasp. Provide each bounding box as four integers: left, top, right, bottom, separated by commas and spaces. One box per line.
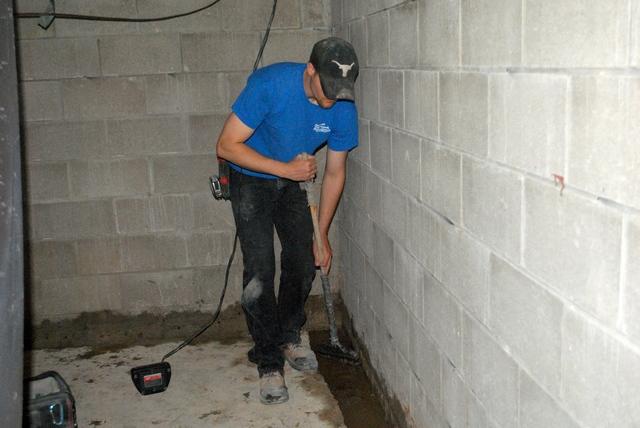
331, 60, 355, 77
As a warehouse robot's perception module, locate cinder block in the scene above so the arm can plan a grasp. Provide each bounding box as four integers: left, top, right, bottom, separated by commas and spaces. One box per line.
35, 275, 121, 318
219, 0, 301, 31
347, 242, 366, 310
466, 387, 490, 428
418, 0, 460, 66
421, 141, 461, 225
411, 374, 449, 428
461, 0, 521, 66
225, 71, 251, 104
345, 199, 374, 260
20, 81, 63, 121
348, 19, 365, 67
120, 234, 188, 272
621, 216, 640, 343
408, 316, 442, 409
194, 265, 242, 310
379, 70, 403, 128
383, 287, 409, 358
136, 0, 223, 33
440, 73, 488, 156
358, 68, 379, 121
342, 0, 357, 21
520, 371, 581, 428
489, 73, 567, 177
152, 154, 217, 194
69, 159, 149, 198
352, 118, 370, 166
489, 255, 562, 395
633, 2, 640, 66
63, 77, 146, 119
119, 269, 196, 313
54, 0, 137, 36
24, 120, 107, 162
462, 158, 522, 261
443, 359, 466, 428
76, 237, 121, 275
424, 272, 463, 369
524, 0, 628, 67
364, 259, 384, 324
372, 222, 394, 285
191, 192, 235, 231
18, 38, 99, 80
366, 11, 389, 66
261, 30, 330, 65
302, 0, 330, 28
31, 200, 115, 240
437, 226, 490, 321
369, 121, 391, 179
569, 76, 640, 209
145, 73, 227, 115
463, 313, 519, 428
182, 32, 261, 73
365, 169, 384, 225
375, 315, 397, 385
404, 70, 438, 140
395, 352, 412, 408
115, 195, 193, 234
391, 129, 420, 198
381, 179, 407, 244
561, 308, 640, 426
25, 162, 69, 202
99, 34, 181, 76
187, 230, 234, 267
389, 1, 417, 66
331, 0, 342, 25
29, 240, 76, 279
407, 198, 439, 275
524, 179, 621, 325
106, 116, 188, 156
394, 244, 424, 323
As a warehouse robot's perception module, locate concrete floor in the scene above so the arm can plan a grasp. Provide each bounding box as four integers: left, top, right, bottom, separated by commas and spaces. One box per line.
27, 336, 345, 427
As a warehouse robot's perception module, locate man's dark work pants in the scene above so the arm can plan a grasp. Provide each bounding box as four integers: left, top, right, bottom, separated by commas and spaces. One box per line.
230, 169, 316, 376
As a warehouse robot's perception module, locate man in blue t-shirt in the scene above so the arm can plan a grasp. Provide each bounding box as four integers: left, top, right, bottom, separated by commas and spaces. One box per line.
216, 37, 359, 405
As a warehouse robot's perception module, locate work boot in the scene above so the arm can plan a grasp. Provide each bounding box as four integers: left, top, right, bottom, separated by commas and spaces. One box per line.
283, 342, 318, 372
259, 371, 289, 405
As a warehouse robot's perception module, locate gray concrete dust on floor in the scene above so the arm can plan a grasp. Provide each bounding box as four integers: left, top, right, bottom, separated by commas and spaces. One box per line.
28, 338, 345, 427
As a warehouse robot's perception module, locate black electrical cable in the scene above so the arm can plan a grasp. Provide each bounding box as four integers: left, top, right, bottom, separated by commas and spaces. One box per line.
15, 0, 224, 23
160, 0, 277, 361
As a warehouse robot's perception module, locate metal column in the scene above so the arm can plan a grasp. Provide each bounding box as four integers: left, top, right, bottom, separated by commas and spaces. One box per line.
0, 0, 25, 425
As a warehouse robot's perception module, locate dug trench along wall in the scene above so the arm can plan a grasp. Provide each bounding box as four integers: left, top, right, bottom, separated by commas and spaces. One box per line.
334, 0, 640, 427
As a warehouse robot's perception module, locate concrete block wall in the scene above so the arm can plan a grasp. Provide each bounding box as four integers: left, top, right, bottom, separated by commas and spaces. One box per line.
333, 1, 640, 427
17, 0, 331, 323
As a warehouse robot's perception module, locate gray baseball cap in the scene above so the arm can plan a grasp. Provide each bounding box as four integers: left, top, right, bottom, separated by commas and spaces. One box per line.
309, 37, 359, 101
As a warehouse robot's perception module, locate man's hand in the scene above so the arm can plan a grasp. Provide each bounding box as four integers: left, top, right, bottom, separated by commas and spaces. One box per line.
313, 233, 332, 273
283, 154, 316, 182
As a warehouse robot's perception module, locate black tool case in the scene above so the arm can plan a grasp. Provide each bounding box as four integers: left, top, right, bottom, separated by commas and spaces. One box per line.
25, 371, 78, 428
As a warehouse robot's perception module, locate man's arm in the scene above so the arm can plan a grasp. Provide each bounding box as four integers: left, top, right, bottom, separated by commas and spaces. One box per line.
216, 113, 316, 181
314, 148, 348, 271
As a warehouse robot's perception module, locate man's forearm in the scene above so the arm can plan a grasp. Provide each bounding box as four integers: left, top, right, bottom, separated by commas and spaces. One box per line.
217, 137, 288, 177
318, 167, 345, 236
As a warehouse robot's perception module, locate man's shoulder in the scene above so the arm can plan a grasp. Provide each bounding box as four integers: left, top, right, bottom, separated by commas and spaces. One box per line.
252, 62, 305, 84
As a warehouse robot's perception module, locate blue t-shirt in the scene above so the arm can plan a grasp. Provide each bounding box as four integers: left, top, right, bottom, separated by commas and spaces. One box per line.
230, 62, 358, 179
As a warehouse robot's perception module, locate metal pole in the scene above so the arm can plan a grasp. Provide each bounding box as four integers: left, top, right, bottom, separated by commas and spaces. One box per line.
0, 0, 25, 425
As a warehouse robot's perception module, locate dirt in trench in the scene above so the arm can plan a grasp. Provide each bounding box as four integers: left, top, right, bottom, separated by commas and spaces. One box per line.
309, 330, 388, 428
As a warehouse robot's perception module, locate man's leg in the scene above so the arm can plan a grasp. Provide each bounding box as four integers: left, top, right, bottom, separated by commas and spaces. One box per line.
273, 180, 316, 351
230, 171, 285, 378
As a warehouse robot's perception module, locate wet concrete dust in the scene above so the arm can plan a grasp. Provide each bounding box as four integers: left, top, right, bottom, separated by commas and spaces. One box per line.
309, 330, 388, 428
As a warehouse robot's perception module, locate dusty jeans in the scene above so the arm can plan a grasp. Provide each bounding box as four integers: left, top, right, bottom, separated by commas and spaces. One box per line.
229, 168, 316, 375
